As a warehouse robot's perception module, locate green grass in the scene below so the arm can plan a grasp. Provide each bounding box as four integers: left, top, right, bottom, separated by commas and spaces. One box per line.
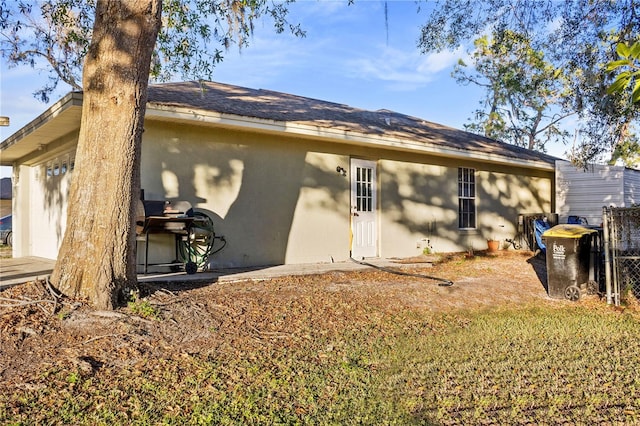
127, 299, 162, 320
3, 304, 640, 424
0, 243, 11, 258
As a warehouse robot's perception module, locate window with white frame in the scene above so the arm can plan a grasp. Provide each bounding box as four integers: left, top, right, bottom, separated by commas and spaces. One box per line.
43, 152, 75, 179
458, 167, 476, 229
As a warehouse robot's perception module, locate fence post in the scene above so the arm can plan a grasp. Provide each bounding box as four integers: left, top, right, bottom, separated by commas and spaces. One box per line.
603, 206, 613, 305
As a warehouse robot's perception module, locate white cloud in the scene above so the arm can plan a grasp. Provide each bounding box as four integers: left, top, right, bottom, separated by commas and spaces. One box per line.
417, 47, 466, 74
213, 31, 318, 88
346, 45, 465, 90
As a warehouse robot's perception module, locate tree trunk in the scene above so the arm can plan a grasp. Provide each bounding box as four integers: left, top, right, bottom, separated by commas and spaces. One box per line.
50, 0, 162, 309
528, 109, 543, 151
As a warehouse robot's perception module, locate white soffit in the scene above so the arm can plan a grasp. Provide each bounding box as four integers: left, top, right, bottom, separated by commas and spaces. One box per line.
0, 92, 83, 165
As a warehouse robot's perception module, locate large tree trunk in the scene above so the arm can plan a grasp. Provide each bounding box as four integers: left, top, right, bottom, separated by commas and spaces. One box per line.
51, 0, 162, 309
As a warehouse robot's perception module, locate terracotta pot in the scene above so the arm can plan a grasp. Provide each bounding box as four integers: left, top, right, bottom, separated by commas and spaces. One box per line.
487, 239, 500, 252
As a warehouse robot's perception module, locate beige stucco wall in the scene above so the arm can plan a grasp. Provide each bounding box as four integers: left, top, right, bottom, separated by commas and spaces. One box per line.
10, 117, 553, 268
141, 120, 554, 268
141, 122, 353, 268
379, 156, 552, 257
12, 165, 30, 257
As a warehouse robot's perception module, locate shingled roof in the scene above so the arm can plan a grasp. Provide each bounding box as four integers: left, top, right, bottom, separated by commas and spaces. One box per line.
147, 80, 559, 166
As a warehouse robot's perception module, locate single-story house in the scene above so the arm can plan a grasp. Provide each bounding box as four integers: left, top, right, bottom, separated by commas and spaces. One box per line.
556, 160, 640, 226
0, 81, 557, 270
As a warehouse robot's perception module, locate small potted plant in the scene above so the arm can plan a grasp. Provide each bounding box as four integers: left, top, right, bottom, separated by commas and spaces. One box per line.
486, 224, 504, 252
487, 238, 500, 252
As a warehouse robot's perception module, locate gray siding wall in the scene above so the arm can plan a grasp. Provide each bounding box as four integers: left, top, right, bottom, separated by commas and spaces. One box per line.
623, 168, 640, 207
556, 160, 624, 226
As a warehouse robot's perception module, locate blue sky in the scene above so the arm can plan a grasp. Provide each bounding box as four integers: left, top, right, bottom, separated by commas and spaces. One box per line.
0, 0, 571, 178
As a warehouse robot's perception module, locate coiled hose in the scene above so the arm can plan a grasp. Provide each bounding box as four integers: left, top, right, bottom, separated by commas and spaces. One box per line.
350, 256, 453, 286
178, 211, 226, 271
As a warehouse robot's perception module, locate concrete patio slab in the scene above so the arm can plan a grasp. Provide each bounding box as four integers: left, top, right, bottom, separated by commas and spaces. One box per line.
1, 256, 434, 290
0, 256, 56, 289
137, 258, 420, 284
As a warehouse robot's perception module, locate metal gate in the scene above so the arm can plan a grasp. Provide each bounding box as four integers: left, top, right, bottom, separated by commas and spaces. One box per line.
603, 206, 640, 305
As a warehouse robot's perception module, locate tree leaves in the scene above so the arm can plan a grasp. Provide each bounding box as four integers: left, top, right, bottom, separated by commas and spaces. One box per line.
607, 71, 632, 95
454, 29, 573, 152
606, 41, 640, 105
616, 42, 631, 58
418, 0, 639, 166
606, 60, 632, 72
0, 0, 304, 99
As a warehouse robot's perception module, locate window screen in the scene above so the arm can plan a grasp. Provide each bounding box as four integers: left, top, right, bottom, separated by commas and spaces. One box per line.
458, 167, 476, 229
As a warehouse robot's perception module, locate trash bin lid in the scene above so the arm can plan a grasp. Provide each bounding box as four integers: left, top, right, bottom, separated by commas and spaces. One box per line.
542, 224, 597, 238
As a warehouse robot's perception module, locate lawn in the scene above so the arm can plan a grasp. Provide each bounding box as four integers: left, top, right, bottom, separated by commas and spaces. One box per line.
0, 244, 11, 259
2, 252, 639, 424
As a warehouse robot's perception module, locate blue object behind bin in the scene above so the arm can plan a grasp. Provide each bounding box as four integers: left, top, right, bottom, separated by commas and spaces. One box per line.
567, 215, 588, 225
534, 219, 551, 252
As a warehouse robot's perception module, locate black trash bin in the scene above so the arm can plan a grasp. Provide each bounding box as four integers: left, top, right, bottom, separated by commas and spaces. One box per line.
541, 224, 598, 301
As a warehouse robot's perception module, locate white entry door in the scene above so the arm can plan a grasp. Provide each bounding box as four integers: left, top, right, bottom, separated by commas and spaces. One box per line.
350, 158, 378, 258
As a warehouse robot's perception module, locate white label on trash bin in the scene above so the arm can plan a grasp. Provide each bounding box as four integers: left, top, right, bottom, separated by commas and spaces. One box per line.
552, 242, 566, 260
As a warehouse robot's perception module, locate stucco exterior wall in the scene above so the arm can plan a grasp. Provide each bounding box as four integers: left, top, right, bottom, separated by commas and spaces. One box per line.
141, 122, 353, 268
9, 117, 553, 268
12, 165, 30, 257
141, 121, 553, 268
378, 155, 552, 257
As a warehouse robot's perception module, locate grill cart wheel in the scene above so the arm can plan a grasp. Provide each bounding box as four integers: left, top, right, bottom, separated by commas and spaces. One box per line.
185, 261, 198, 275
565, 285, 581, 302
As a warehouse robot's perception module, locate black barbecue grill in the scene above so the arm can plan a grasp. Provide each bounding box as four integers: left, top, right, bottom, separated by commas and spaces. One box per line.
136, 200, 199, 274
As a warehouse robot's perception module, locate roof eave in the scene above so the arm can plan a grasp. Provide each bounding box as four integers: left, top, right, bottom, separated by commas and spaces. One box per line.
1, 93, 556, 172
146, 104, 556, 172
0, 92, 83, 166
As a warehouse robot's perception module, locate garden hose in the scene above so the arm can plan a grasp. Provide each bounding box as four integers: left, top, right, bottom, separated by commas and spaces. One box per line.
349, 256, 454, 286
348, 207, 450, 285
178, 211, 226, 271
